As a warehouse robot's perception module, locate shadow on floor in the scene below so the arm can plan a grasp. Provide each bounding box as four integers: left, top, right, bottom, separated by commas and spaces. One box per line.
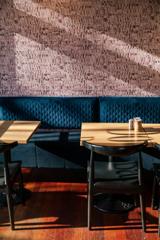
0, 191, 158, 231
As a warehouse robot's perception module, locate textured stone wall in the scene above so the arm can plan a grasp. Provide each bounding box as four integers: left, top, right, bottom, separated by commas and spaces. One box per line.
0, 0, 160, 96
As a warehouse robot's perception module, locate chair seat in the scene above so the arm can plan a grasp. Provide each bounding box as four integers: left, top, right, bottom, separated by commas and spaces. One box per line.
0, 161, 21, 186
94, 180, 142, 194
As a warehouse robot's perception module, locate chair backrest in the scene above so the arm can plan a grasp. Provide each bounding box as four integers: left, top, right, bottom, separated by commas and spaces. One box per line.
84, 141, 147, 191
83, 141, 147, 158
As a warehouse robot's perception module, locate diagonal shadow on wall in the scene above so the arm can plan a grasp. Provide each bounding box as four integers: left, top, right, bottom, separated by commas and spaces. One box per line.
33, 0, 160, 58
0, 0, 160, 95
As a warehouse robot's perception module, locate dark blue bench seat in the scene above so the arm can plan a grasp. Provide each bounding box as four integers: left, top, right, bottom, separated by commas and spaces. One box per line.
0, 96, 160, 170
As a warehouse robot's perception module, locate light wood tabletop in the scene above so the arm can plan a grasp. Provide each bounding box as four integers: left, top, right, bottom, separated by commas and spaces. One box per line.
80, 123, 160, 147
0, 121, 40, 144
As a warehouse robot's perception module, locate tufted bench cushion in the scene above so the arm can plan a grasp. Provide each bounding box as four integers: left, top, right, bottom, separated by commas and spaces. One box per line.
0, 97, 98, 129
0, 97, 98, 168
0, 96, 160, 170
99, 97, 160, 123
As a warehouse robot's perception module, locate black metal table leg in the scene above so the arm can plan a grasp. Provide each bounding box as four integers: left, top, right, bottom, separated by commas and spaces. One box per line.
93, 193, 135, 213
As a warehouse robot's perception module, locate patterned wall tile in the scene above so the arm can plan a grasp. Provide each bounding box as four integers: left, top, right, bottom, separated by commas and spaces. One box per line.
0, 0, 160, 96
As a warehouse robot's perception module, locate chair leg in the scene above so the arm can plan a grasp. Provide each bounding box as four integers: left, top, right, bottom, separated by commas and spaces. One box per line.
158, 200, 160, 237
139, 193, 146, 232
88, 190, 92, 230
19, 170, 25, 205
151, 176, 157, 209
6, 187, 15, 230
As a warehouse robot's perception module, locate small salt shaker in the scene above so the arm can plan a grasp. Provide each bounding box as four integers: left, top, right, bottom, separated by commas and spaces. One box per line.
134, 117, 143, 132
128, 119, 134, 130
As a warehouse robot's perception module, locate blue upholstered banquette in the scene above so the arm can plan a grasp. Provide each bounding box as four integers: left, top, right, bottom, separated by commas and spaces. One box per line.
0, 96, 160, 169
0, 97, 98, 168
0, 97, 98, 128
99, 97, 160, 123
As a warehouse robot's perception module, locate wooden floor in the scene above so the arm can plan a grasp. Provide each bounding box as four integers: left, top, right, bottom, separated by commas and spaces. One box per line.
0, 168, 159, 240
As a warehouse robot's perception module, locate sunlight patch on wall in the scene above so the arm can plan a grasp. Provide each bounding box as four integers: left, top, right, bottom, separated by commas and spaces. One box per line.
13, 0, 81, 35
14, 27, 155, 96
14, 33, 87, 95
13, 0, 160, 74
85, 31, 160, 74
13, 32, 154, 96
84, 67, 155, 96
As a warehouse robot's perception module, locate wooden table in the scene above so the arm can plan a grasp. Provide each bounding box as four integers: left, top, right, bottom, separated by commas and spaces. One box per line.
80, 122, 160, 213
80, 123, 160, 147
0, 120, 40, 208
0, 121, 40, 144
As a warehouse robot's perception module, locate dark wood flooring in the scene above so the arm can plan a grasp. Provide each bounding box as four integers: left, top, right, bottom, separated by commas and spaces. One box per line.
0, 168, 159, 240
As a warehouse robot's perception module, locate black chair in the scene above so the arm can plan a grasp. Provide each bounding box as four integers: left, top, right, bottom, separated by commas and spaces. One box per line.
0, 141, 24, 230
83, 141, 147, 231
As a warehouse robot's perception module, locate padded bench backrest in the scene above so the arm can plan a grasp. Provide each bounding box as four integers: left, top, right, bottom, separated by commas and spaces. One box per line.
100, 97, 160, 123
0, 97, 98, 129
